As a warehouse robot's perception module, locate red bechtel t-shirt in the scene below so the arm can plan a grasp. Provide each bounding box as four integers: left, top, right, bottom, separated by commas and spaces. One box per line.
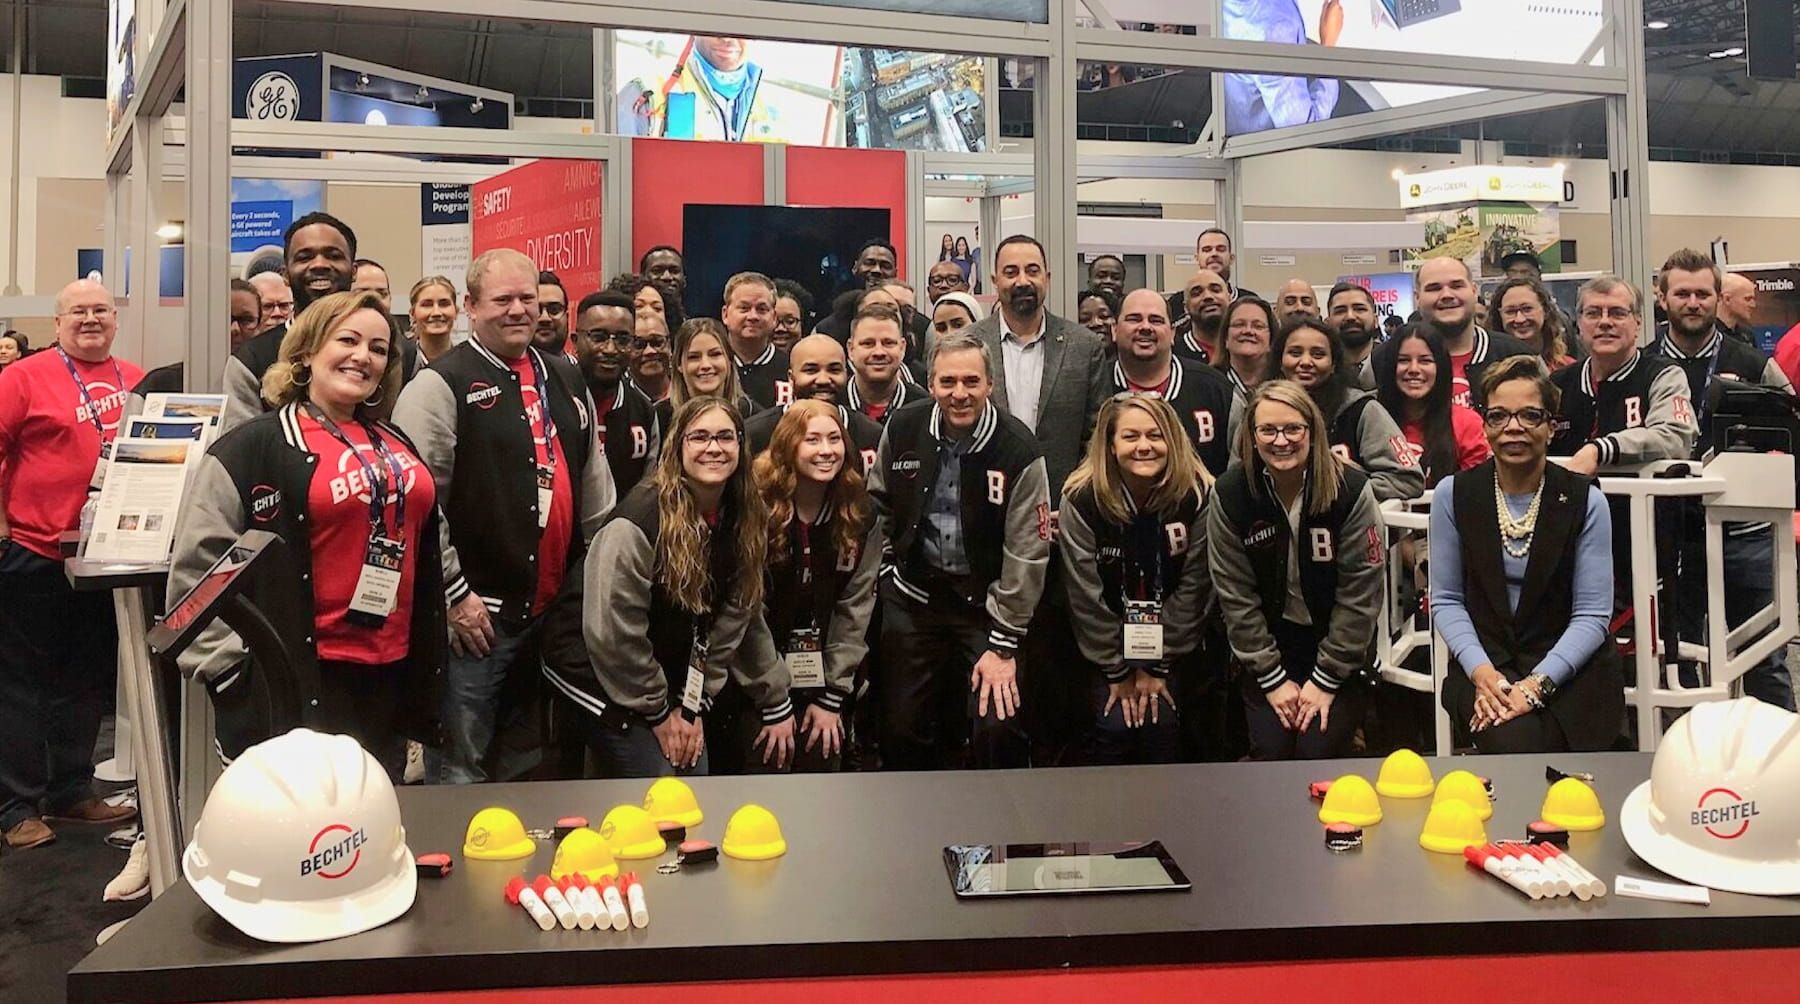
509, 353, 574, 614
0, 349, 143, 559
1448, 351, 1474, 409
301, 413, 437, 665
1400, 405, 1493, 483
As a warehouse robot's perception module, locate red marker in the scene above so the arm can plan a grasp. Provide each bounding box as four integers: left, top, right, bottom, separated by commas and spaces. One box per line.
504, 876, 555, 931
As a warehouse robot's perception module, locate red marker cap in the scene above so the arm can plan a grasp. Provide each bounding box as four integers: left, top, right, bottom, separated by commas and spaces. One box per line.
1463, 845, 1491, 866
504, 876, 527, 904
532, 875, 554, 898
568, 873, 589, 891
596, 874, 615, 891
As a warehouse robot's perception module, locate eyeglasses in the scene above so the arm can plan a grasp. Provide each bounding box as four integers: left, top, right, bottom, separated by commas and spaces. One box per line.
584, 331, 635, 348
540, 302, 567, 316
633, 337, 669, 352
683, 429, 739, 449
65, 305, 116, 319
1254, 423, 1307, 443
1578, 306, 1634, 322
1482, 406, 1551, 430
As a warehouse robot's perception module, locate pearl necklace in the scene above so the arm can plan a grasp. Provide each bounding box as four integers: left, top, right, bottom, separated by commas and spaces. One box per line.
1494, 476, 1545, 559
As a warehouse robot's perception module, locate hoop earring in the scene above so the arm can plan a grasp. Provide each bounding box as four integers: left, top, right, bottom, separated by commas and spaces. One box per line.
363, 385, 385, 407
292, 365, 311, 387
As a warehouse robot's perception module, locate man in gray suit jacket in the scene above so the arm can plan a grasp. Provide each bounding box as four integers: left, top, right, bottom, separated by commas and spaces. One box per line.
967, 235, 1109, 506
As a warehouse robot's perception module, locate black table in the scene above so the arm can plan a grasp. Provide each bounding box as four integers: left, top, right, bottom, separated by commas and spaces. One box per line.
68, 753, 1800, 1003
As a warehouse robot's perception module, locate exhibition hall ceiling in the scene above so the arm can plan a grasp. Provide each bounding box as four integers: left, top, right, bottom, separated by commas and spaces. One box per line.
11, 0, 1800, 157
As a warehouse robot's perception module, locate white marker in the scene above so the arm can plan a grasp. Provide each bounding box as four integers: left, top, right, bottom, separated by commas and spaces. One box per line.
535, 876, 578, 930
600, 876, 630, 931
624, 872, 650, 929
505, 877, 556, 932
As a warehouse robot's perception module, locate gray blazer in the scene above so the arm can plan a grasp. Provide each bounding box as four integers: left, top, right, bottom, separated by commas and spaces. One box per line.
968, 310, 1107, 504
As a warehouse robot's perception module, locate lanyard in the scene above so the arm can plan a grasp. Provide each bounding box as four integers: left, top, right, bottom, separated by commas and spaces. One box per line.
305, 404, 408, 537
1122, 522, 1168, 607
523, 350, 560, 476
55, 346, 125, 441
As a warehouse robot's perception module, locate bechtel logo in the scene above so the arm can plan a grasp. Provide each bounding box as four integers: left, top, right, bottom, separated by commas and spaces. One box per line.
1692, 787, 1759, 839
300, 823, 367, 878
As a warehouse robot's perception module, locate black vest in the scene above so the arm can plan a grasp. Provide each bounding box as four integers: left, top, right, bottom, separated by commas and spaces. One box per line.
883, 400, 1044, 603
431, 341, 593, 625
601, 480, 742, 705
1107, 358, 1234, 478
1445, 461, 1624, 750
745, 401, 884, 475
1214, 463, 1371, 630
1065, 483, 1204, 616
1549, 352, 1679, 455
208, 405, 446, 742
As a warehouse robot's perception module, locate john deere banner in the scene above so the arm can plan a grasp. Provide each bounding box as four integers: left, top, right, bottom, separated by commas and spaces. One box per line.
1400, 166, 1564, 278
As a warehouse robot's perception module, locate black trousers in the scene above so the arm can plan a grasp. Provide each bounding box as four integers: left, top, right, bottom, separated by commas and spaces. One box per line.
213, 658, 409, 781
1081, 673, 1181, 765
1239, 619, 1362, 761
878, 579, 1029, 770
0, 545, 117, 830
705, 683, 842, 775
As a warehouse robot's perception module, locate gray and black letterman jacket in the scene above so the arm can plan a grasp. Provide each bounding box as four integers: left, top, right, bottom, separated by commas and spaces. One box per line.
1325, 388, 1426, 502
868, 399, 1051, 654
735, 342, 792, 409
1059, 482, 1211, 682
391, 339, 613, 627
745, 401, 885, 475
1102, 357, 1234, 478
588, 378, 662, 490
1207, 464, 1385, 692
166, 404, 447, 741
546, 481, 759, 727
731, 504, 885, 722
1548, 350, 1697, 466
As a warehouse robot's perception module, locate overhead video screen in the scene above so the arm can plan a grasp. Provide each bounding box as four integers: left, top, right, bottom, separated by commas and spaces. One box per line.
1221, 0, 1606, 135
614, 32, 988, 152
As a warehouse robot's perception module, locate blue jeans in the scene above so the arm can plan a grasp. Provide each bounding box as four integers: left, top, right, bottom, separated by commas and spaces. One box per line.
588, 716, 710, 778
1678, 527, 1796, 711
434, 617, 541, 784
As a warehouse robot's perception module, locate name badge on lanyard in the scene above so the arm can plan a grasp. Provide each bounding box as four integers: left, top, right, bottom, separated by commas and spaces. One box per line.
1123, 599, 1164, 665
347, 536, 406, 627
785, 627, 825, 689
536, 463, 555, 529
681, 630, 709, 717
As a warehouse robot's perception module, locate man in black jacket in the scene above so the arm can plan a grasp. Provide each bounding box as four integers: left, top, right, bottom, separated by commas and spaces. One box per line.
573, 290, 661, 490
868, 331, 1051, 769
722, 271, 791, 409
393, 248, 615, 783
1103, 288, 1235, 478
744, 333, 883, 473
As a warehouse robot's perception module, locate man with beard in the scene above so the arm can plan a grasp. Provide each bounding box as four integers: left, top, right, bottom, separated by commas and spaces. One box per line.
534, 271, 572, 358
1171, 268, 1231, 365
1415, 257, 1533, 410
1086, 255, 1126, 300
846, 303, 919, 423
224, 212, 360, 429
722, 271, 791, 408
853, 239, 899, 288
744, 334, 884, 471
573, 290, 660, 489
1274, 278, 1319, 326
1326, 281, 1380, 391
1103, 288, 1234, 477
927, 260, 969, 306
968, 235, 1107, 503
1648, 248, 1794, 711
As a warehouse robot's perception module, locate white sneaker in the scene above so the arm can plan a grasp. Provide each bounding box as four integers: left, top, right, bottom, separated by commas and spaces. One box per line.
403, 741, 425, 784
103, 834, 150, 902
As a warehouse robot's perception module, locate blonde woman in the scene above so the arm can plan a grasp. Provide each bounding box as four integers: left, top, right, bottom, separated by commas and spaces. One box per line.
566, 398, 768, 776
658, 317, 758, 431
1060, 394, 1213, 764
407, 275, 459, 365
169, 291, 444, 777
1207, 379, 1384, 760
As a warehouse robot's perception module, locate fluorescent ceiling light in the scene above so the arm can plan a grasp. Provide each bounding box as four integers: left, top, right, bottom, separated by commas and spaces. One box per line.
1646, 20, 1669, 30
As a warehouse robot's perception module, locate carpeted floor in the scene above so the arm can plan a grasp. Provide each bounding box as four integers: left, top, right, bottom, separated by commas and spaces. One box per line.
0, 719, 147, 1004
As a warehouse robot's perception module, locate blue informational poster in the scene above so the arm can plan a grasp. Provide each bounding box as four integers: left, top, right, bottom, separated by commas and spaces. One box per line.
229, 179, 324, 267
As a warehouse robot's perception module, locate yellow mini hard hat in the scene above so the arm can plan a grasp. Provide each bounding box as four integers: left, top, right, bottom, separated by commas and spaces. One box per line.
722, 803, 788, 861
550, 827, 619, 883
463, 807, 536, 861
599, 804, 668, 860
1433, 770, 1494, 821
644, 777, 704, 828
1419, 798, 1488, 854
1317, 774, 1383, 827
1542, 777, 1606, 831
1375, 749, 1435, 798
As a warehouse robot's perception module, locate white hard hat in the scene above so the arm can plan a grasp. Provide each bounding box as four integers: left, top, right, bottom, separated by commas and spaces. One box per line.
183, 728, 417, 942
1621, 698, 1800, 896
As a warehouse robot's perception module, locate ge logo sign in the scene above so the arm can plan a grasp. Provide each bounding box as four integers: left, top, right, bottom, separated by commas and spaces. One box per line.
247, 72, 301, 121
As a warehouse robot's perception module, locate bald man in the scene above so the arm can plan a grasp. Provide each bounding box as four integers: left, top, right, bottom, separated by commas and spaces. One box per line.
1172, 268, 1231, 365
0, 279, 143, 848
1718, 272, 1759, 343
1274, 278, 1319, 326
744, 333, 884, 472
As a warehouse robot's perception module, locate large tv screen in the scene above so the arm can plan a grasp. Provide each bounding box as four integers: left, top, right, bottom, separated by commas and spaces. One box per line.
681, 205, 892, 315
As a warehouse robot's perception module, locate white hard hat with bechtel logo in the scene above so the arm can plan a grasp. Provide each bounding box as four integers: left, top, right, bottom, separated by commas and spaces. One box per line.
183, 728, 417, 942
1622, 698, 1800, 895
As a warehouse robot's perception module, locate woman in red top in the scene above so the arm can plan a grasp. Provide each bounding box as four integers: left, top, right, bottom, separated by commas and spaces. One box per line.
1375, 323, 1492, 489
169, 291, 444, 777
